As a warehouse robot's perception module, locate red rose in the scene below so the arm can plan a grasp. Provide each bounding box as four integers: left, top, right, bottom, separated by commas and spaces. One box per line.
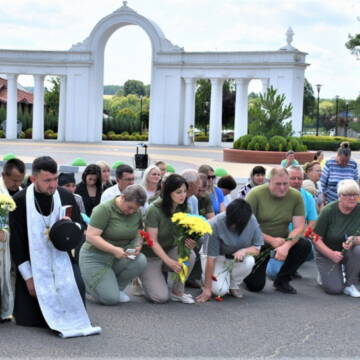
211, 275, 218, 281
214, 296, 224, 302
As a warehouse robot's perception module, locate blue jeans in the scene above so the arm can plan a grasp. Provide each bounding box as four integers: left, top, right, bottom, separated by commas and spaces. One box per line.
266, 238, 314, 279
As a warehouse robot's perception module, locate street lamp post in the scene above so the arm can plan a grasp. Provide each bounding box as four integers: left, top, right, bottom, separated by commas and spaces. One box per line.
204, 101, 209, 136
335, 95, 339, 136
345, 101, 349, 137
139, 96, 143, 134
315, 84, 322, 136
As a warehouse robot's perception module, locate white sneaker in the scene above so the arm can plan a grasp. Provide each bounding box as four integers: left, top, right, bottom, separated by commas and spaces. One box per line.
170, 292, 195, 304
344, 285, 360, 298
119, 290, 131, 303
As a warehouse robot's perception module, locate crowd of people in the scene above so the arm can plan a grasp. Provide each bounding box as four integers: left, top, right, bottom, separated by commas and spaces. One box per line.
0, 140, 360, 337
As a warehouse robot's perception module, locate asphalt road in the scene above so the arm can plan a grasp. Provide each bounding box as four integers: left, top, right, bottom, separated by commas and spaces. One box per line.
1, 261, 359, 358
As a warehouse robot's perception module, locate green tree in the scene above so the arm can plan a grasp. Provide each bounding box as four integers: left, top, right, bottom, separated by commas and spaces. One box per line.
103, 85, 122, 95
248, 86, 293, 138
345, 17, 360, 58
303, 79, 315, 119
195, 79, 211, 133
44, 77, 60, 117
123, 80, 145, 96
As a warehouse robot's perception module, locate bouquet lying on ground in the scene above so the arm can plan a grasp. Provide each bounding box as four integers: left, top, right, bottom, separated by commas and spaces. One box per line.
0, 194, 16, 230
171, 212, 212, 283
252, 226, 320, 273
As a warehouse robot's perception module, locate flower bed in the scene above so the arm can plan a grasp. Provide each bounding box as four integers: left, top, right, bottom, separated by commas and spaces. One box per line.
223, 149, 315, 164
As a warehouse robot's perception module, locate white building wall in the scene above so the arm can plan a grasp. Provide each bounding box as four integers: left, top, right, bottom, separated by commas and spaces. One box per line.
0, 4, 308, 145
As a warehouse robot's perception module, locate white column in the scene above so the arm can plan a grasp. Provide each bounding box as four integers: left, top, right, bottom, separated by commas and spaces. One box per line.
6, 74, 18, 139
209, 78, 224, 146
57, 75, 67, 141
261, 78, 270, 94
234, 78, 250, 140
183, 77, 196, 145
32, 74, 45, 140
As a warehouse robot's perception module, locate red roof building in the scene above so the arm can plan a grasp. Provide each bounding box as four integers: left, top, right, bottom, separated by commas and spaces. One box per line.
0, 77, 33, 105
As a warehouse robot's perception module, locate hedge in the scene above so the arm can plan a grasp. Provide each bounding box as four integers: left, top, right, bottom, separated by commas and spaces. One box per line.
233, 135, 307, 152
300, 136, 360, 151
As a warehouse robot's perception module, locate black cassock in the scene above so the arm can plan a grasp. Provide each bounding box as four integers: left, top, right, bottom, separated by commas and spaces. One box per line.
9, 187, 86, 327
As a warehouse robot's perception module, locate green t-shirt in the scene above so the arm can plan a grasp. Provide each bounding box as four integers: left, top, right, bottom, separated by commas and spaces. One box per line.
246, 184, 304, 238
143, 198, 188, 258
314, 201, 360, 251
83, 197, 142, 252
197, 194, 214, 217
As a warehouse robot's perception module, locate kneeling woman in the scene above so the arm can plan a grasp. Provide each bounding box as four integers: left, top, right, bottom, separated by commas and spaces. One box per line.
141, 174, 196, 304
79, 184, 147, 305
313, 179, 360, 297
197, 199, 263, 302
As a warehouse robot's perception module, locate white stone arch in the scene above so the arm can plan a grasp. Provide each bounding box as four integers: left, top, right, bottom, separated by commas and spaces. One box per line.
70, 2, 183, 142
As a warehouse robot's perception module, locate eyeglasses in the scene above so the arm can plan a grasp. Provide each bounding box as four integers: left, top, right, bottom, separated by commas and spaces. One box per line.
208, 175, 216, 180
341, 193, 359, 198
122, 177, 135, 182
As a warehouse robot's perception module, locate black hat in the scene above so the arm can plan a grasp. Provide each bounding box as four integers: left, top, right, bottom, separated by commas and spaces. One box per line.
49, 219, 82, 252
58, 173, 76, 186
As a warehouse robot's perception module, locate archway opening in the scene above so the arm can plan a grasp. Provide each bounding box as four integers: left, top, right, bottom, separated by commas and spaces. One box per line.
103, 25, 151, 139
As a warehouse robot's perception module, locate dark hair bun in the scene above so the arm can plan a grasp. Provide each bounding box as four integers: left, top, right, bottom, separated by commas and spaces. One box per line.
340, 141, 350, 149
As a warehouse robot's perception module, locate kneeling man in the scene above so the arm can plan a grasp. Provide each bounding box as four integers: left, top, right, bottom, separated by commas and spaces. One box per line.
10, 156, 101, 337
244, 167, 311, 294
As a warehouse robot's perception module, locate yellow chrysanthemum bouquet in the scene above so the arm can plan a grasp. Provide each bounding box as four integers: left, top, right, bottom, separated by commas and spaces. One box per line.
0, 194, 16, 229
171, 212, 212, 283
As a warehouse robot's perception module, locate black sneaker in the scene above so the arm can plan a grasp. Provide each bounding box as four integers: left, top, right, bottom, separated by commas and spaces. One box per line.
291, 271, 303, 280
273, 280, 297, 294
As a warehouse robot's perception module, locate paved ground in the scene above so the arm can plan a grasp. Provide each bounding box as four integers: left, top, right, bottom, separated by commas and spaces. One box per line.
1, 262, 360, 358
0, 140, 359, 358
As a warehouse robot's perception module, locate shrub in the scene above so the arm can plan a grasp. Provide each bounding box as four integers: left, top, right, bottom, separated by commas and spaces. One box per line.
24, 128, 32, 139
107, 131, 115, 136
247, 135, 268, 151
121, 131, 129, 136
301, 136, 360, 151
0, 129, 4, 138
195, 135, 209, 142
102, 134, 108, 140
287, 137, 302, 152
269, 136, 287, 151
233, 134, 252, 149
44, 129, 54, 139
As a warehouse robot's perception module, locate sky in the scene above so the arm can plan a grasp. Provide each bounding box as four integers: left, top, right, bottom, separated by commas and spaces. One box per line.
0, 0, 359, 100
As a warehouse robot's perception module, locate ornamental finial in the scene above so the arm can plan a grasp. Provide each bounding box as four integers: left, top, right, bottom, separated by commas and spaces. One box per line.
286, 27, 294, 47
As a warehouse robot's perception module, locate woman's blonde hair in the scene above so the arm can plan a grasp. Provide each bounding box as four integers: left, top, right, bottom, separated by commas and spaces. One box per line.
96, 160, 110, 171
142, 165, 161, 188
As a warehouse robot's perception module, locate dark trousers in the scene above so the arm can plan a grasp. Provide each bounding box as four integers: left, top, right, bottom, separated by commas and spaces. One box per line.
244, 237, 311, 292
188, 247, 202, 281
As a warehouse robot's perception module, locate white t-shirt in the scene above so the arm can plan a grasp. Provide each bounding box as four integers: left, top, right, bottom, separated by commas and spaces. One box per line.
100, 184, 121, 203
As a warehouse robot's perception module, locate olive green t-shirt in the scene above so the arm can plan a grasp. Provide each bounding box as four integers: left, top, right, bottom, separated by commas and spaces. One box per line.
314, 201, 360, 251
143, 198, 188, 258
83, 197, 142, 252
197, 194, 214, 218
246, 184, 304, 238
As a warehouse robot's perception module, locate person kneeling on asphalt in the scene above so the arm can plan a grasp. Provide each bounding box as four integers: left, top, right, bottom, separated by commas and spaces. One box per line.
79, 184, 147, 305
196, 199, 263, 302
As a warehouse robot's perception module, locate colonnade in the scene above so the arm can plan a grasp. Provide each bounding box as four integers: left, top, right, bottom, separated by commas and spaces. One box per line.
182, 77, 271, 146
4, 74, 66, 141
